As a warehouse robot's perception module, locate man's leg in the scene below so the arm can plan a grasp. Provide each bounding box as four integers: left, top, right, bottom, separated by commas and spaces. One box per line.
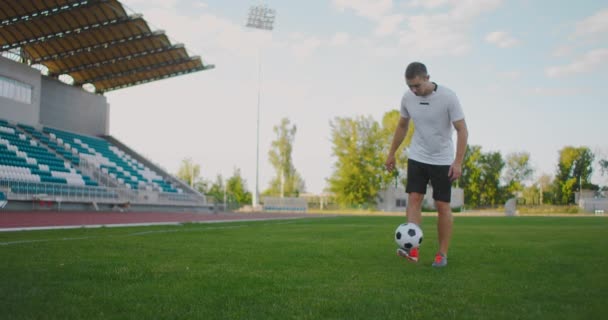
429, 163, 452, 267
397, 192, 425, 262
398, 159, 429, 263
434, 200, 452, 256
406, 192, 424, 225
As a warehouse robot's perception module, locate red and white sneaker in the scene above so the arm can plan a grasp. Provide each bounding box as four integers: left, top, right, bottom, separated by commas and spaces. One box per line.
432, 252, 448, 267
396, 247, 419, 263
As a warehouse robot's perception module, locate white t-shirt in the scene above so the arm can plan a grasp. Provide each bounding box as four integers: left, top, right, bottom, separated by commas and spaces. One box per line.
400, 83, 465, 165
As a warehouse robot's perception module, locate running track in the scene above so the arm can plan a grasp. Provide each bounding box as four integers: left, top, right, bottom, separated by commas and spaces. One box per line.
0, 211, 323, 231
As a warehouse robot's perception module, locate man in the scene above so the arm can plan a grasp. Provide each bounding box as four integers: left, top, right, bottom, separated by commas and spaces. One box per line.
385, 62, 468, 267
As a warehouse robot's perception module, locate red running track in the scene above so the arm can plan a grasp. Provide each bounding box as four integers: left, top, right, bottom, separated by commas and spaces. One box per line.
0, 211, 318, 231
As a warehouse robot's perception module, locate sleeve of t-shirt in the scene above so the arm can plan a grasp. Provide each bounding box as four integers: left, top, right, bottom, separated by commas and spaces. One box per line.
448, 93, 465, 122
400, 94, 410, 119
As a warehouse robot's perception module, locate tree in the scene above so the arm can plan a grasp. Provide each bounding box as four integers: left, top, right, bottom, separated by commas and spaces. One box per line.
176, 158, 200, 188
521, 184, 540, 205
266, 118, 305, 197
554, 146, 595, 204
600, 159, 608, 176
478, 151, 505, 206
503, 152, 534, 195
206, 175, 225, 204
537, 174, 553, 205
226, 168, 252, 206
461, 146, 506, 207
381, 110, 414, 186
328, 115, 387, 207
461, 145, 483, 207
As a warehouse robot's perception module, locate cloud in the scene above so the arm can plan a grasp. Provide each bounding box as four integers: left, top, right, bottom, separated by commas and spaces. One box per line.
397, 0, 503, 56
398, 15, 470, 56
498, 70, 521, 80
333, 0, 503, 54
374, 14, 405, 36
528, 87, 590, 96
485, 31, 520, 48
575, 8, 608, 37
332, 0, 393, 20
449, 0, 503, 20
122, 0, 178, 10
289, 34, 322, 59
551, 45, 573, 57
332, 0, 402, 36
329, 32, 351, 46
406, 0, 449, 10
545, 48, 608, 77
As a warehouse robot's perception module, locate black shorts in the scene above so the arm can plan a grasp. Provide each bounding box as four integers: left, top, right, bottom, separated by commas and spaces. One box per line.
406, 159, 452, 202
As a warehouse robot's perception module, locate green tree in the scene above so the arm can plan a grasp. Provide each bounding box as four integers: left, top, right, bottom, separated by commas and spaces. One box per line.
381, 110, 414, 186
600, 159, 608, 176
266, 118, 305, 197
328, 115, 387, 207
176, 158, 200, 188
206, 175, 225, 204
479, 151, 505, 206
461, 145, 483, 207
554, 146, 595, 204
226, 168, 252, 206
504, 152, 534, 195
521, 184, 540, 205
461, 146, 505, 207
537, 174, 554, 205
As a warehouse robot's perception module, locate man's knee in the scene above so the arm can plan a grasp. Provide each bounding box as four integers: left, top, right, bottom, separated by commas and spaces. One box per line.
435, 201, 452, 214
409, 192, 425, 203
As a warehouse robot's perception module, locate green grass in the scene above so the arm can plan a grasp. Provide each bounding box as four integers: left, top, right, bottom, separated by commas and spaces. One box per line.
1, 216, 607, 319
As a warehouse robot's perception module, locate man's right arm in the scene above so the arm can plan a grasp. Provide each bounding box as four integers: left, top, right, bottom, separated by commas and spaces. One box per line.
385, 117, 409, 171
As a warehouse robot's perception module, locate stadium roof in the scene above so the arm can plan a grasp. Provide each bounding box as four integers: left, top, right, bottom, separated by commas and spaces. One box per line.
0, 0, 213, 93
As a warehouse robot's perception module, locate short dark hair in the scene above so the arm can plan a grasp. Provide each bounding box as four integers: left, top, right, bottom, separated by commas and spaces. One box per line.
405, 62, 427, 79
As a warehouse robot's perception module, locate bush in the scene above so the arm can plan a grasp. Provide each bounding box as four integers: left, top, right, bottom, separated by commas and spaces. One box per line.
517, 205, 580, 214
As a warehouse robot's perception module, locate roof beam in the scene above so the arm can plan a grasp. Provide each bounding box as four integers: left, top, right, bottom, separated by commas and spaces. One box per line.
1, 14, 142, 51
54, 43, 183, 75
1, 0, 106, 28
75, 56, 202, 85
31, 30, 164, 63
100, 64, 214, 93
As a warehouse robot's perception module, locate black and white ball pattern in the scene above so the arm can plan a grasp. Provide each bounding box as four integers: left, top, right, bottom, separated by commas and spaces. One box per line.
395, 222, 423, 250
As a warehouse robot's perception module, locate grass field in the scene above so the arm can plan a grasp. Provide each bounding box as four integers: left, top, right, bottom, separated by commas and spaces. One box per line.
1, 216, 607, 319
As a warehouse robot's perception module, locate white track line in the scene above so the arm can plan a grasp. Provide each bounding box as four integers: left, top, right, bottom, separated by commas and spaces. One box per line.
0, 215, 318, 233
0, 217, 316, 246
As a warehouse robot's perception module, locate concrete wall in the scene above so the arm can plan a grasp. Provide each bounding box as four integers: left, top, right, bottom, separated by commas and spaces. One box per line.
0, 56, 108, 135
579, 198, 608, 213
377, 185, 464, 212
422, 186, 464, 209
377, 185, 408, 212
39, 76, 109, 136
0, 57, 41, 125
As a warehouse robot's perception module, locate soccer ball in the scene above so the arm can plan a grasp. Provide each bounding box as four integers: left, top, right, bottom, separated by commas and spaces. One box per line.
395, 223, 423, 250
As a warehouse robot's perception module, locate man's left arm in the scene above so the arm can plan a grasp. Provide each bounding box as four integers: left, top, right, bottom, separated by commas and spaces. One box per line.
449, 119, 468, 181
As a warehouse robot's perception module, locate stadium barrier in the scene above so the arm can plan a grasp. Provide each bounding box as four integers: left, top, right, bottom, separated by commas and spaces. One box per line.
579, 198, 608, 213
262, 197, 307, 213
0, 179, 206, 207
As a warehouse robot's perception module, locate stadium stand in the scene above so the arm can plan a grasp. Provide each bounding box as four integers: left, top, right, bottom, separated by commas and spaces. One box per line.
43, 126, 180, 193
0, 120, 97, 186
0, 0, 214, 212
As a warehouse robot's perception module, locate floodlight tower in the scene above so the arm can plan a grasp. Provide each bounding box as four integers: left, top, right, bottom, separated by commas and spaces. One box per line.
246, 4, 276, 209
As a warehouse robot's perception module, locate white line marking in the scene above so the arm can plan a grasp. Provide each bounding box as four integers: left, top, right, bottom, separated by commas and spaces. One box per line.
0, 218, 308, 246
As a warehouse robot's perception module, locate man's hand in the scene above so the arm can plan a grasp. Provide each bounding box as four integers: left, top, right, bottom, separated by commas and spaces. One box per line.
385, 154, 396, 172
448, 162, 462, 181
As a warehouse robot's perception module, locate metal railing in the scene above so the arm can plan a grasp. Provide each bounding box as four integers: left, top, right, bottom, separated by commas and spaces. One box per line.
1, 179, 121, 203
1, 179, 208, 207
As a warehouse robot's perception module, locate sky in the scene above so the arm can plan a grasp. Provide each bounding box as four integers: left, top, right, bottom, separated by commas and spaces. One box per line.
106, 0, 608, 194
